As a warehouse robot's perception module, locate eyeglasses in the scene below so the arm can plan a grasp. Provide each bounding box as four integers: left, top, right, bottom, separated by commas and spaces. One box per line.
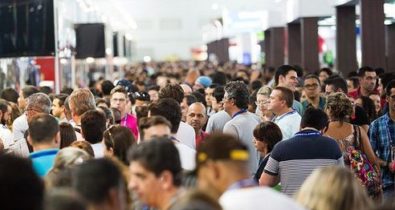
255, 100, 269, 106
304, 84, 319, 89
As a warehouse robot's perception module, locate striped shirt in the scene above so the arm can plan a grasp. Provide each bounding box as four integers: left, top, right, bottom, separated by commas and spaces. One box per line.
369, 113, 395, 188
264, 129, 344, 196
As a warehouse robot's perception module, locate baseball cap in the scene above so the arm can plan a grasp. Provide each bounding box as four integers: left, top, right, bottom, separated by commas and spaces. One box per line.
195, 76, 212, 88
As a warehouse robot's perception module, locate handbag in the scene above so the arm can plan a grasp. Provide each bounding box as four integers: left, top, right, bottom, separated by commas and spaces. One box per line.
345, 125, 382, 199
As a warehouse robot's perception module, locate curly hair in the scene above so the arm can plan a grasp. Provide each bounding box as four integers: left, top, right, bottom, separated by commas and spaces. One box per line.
224, 81, 249, 109
326, 92, 353, 122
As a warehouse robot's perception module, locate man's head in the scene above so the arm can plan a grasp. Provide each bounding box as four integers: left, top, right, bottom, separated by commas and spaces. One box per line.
81, 110, 106, 144
300, 108, 329, 131
128, 138, 182, 208
68, 88, 96, 122
0, 99, 10, 125
18, 86, 39, 110
268, 86, 294, 115
211, 86, 225, 112
303, 74, 321, 99
101, 80, 115, 97
275, 65, 299, 91
72, 158, 127, 210
223, 81, 249, 114
194, 76, 213, 91
205, 84, 217, 107
186, 102, 207, 133
385, 80, 395, 114
28, 114, 60, 149
147, 85, 160, 103
159, 84, 184, 103
196, 133, 250, 199
110, 86, 130, 117
149, 98, 181, 134
26, 93, 52, 122
138, 116, 172, 141
0, 88, 19, 103
0, 154, 44, 210
358, 66, 377, 94
347, 76, 360, 93
52, 94, 68, 118
324, 76, 348, 95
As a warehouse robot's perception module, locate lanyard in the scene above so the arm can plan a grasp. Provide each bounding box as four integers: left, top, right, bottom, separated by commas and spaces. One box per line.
232, 109, 247, 119
294, 130, 321, 137
272, 110, 296, 122
227, 179, 257, 191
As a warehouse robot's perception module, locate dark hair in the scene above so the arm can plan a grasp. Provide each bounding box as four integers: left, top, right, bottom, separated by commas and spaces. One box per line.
72, 158, 124, 204
251, 80, 263, 92
0, 88, 19, 103
357, 66, 375, 77
224, 81, 249, 109
61, 87, 74, 95
59, 122, 77, 148
253, 122, 282, 152
101, 80, 115, 96
275, 65, 296, 85
54, 94, 68, 107
70, 141, 94, 157
319, 68, 333, 76
128, 137, 182, 186
347, 76, 360, 89
138, 116, 172, 140
149, 98, 181, 133
300, 108, 328, 131
185, 95, 198, 107
169, 190, 222, 210
356, 96, 377, 123
111, 108, 122, 124
103, 125, 135, 165
0, 154, 44, 210
28, 114, 59, 144
212, 86, 225, 102
210, 71, 227, 86
147, 85, 160, 92
39, 86, 52, 95
81, 110, 106, 144
21, 85, 39, 98
190, 91, 206, 107
385, 79, 395, 96
324, 75, 348, 93
304, 73, 320, 85
44, 189, 87, 210
95, 98, 110, 108
274, 86, 294, 108
133, 91, 150, 101
159, 84, 184, 103
0, 99, 9, 115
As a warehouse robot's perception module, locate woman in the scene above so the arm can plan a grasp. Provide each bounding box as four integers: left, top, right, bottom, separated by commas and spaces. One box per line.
103, 125, 136, 165
253, 121, 282, 182
324, 92, 377, 168
255, 86, 274, 122
59, 122, 77, 148
295, 166, 373, 210
355, 96, 377, 123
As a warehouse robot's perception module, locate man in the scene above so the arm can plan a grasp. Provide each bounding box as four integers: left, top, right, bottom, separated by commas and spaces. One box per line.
206, 86, 231, 133
369, 80, 395, 198
193, 76, 212, 91
68, 88, 96, 133
11, 93, 52, 157
301, 74, 326, 112
159, 84, 196, 149
268, 86, 301, 140
186, 102, 208, 147
51, 94, 68, 122
110, 86, 138, 139
205, 84, 217, 117
72, 158, 127, 210
28, 114, 60, 177
17, 85, 39, 111
81, 110, 106, 158
128, 138, 184, 210
148, 100, 196, 171
347, 76, 360, 94
274, 65, 303, 116
324, 76, 370, 131
196, 133, 304, 210
260, 108, 344, 196
0, 99, 12, 149
222, 81, 260, 174
349, 66, 378, 99
0, 154, 44, 210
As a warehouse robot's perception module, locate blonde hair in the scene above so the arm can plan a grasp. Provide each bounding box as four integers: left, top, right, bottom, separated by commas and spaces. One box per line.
257, 86, 272, 97
68, 88, 96, 116
295, 166, 373, 210
326, 92, 353, 121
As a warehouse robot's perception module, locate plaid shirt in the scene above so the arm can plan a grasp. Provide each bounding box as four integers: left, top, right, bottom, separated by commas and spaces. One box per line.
369, 113, 395, 188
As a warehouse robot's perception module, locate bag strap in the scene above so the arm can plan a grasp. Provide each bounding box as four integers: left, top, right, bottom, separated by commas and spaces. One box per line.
353, 124, 361, 149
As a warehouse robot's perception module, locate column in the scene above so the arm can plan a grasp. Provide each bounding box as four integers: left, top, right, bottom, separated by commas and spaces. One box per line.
386, 24, 395, 72
301, 17, 319, 73
264, 29, 272, 67
287, 23, 301, 66
270, 27, 285, 68
360, 0, 385, 68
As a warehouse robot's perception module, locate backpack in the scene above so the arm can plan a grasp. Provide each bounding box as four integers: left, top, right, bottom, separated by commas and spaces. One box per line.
345, 125, 382, 199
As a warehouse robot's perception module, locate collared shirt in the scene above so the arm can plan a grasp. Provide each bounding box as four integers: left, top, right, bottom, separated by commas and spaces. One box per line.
30, 148, 59, 177
301, 96, 326, 112
121, 113, 139, 139
272, 110, 301, 140
195, 130, 208, 147
369, 112, 395, 188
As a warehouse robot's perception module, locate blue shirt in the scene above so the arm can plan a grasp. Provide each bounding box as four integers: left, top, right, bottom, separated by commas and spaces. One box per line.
29, 149, 59, 177
369, 113, 395, 188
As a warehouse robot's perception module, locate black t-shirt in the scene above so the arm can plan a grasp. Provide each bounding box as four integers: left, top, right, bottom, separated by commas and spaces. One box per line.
351, 106, 369, 126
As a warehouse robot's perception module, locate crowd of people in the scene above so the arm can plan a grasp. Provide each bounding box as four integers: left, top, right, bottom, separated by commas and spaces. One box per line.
0, 61, 395, 210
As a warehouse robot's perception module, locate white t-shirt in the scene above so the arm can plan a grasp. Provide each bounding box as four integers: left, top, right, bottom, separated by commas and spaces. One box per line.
206, 110, 231, 133
175, 142, 196, 171
272, 110, 301, 140
0, 125, 13, 149
219, 187, 305, 210
12, 114, 28, 141
175, 122, 196, 149
92, 143, 104, 158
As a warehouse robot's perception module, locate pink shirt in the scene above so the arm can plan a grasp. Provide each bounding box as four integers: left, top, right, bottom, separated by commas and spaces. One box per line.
120, 113, 139, 139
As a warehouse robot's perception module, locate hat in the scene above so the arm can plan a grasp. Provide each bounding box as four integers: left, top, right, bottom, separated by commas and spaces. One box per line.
196, 133, 249, 168
115, 79, 137, 93
195, 76, 212, 88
